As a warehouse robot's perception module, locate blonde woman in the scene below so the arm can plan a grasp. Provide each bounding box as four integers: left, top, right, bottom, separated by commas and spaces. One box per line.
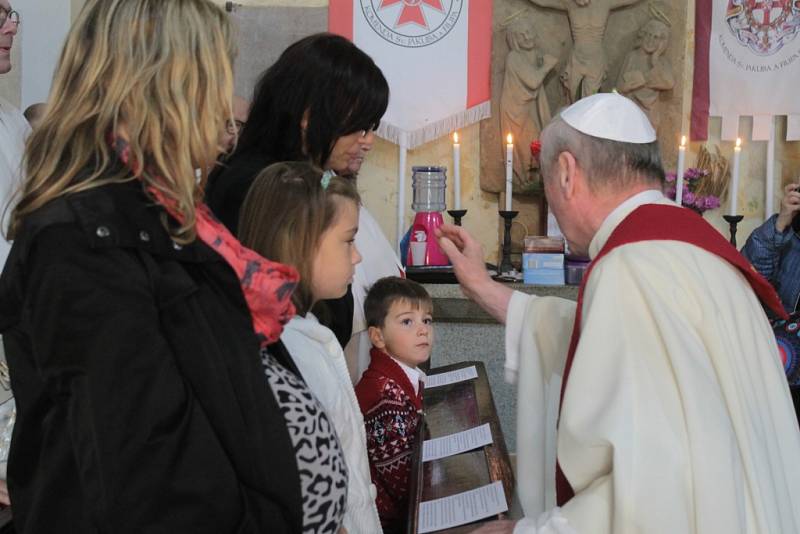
0, 1, 348, 532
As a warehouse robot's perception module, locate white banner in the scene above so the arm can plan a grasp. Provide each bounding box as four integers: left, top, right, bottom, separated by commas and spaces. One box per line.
330, 0, 492, 149
708, 0, 800, 140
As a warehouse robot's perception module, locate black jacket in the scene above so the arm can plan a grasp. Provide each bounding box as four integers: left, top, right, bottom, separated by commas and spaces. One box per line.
206, 151, 354, 346
0, 178, 304, 533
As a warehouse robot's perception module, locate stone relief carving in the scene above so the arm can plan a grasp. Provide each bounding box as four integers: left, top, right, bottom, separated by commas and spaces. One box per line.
481, 0, 687, 244
616, 6, 674, 128
526, 0, 644, 103
500, 15, 558, 187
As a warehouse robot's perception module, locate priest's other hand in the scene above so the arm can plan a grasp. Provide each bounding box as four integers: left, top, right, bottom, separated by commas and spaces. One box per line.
436, 224, 514, 324
776, 182, 800, 233
469, 520, 517, 533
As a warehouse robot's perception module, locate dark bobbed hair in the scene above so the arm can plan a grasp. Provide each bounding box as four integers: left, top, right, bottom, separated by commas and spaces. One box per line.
234, 33, 389, 169
238, 161, 360, 316
540, 117, 665, 191
365, 276, 433, 328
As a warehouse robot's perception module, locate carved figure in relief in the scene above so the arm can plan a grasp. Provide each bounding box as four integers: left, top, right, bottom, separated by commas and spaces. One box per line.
617, 15, 674, 128
500, 16, 558, 186
527, 0, 643, 103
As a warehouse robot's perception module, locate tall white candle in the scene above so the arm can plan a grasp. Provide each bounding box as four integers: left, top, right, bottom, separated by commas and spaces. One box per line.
505, 133, 513, 211
730, 138, 742, 216
453, 132, 461, 210
675, 135, 686, 207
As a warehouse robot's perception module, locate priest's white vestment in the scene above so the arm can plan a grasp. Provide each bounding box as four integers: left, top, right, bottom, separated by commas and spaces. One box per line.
507, 191, 800, 533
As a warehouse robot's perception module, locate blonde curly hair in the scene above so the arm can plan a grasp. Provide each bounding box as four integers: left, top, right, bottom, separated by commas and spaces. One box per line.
8, 0, 235, 242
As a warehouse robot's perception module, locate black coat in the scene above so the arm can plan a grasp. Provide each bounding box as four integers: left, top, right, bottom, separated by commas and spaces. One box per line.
206, 151, 354, 347
0, 178, 304, 533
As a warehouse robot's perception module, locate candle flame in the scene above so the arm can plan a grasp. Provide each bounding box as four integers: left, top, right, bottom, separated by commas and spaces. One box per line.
453, 131, 459, 144
735, 138, 742, 148
506, 133, 513, 144
680, 135, 686, 147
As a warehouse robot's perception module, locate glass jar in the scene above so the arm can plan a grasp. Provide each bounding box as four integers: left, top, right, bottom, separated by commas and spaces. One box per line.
411, 166, 447, 212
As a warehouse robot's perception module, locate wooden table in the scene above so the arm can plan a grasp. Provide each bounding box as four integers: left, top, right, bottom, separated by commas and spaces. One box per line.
407, 361, 515, 533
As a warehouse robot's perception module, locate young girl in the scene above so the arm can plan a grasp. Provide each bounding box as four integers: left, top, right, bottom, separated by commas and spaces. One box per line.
239, 162, 382, 534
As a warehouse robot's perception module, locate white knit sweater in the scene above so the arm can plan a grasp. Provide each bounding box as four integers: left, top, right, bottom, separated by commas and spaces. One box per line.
281, 313, 383, 534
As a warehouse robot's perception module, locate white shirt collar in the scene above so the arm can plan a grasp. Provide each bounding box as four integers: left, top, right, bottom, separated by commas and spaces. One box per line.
389, 355, 426, 395
588, 189, 666, 259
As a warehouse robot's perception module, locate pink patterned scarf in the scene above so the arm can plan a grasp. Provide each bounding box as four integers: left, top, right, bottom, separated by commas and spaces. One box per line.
112, 136, 299, 345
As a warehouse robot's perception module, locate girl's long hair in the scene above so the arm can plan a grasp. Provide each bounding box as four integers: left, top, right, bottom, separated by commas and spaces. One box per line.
238, 162, 360, 316
7, 0, 235, 242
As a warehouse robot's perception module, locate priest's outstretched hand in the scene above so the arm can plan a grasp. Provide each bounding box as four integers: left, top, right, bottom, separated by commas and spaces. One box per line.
436, 223, 514, 323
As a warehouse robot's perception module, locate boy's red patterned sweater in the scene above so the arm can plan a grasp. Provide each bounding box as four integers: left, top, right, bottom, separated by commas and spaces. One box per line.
354, 348, 423, 531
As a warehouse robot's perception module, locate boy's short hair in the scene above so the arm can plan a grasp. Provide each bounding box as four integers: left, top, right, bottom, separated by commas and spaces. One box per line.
365, 276, 433, 328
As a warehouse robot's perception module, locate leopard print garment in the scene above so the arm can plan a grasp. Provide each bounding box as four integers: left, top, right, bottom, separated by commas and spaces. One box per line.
261, 348, 348, 533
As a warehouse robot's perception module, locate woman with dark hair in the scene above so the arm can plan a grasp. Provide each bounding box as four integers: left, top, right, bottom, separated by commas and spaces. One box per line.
206, 32, 394, 352
206, 32, 388, 233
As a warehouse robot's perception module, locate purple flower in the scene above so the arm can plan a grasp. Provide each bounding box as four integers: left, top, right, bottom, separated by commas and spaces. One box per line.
683, 168, 708, 182
666, 168, 717, 210
704, 196, 721, 210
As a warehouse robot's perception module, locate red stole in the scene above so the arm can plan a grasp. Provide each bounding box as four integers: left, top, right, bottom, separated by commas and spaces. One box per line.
555, 204, 787, 506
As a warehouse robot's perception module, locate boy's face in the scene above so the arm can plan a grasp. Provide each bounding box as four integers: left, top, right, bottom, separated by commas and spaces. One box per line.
369, 299, 433, 368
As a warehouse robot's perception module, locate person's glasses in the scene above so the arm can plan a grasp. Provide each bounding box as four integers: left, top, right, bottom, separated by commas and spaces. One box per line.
0, 8, 20, 28
226, 119, 244, 135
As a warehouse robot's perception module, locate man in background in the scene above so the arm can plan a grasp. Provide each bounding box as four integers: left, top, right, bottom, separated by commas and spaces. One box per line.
0, 1, 29, 271
0, 1, 26, 509
742, 181, 800, 314
219, 95, 249, 155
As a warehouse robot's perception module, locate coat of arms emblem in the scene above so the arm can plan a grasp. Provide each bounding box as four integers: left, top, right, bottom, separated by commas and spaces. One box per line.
361, 0, 461, 48
726, 0, 800, 55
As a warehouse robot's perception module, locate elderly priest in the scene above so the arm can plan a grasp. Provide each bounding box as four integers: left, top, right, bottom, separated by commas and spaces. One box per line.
438, 93, 800, 534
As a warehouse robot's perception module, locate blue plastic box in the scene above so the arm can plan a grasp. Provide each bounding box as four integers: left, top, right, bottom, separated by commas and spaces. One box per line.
522, 253, 564, 270
523, 268, 565, 286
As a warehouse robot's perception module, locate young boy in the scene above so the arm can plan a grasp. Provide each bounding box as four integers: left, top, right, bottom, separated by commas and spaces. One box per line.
354, 276, 432, 533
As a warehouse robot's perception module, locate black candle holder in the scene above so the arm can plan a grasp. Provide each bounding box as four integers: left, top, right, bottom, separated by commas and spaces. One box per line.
498, 210, 519, 274
723, 214, 744, 248
447, 209, 467, 226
